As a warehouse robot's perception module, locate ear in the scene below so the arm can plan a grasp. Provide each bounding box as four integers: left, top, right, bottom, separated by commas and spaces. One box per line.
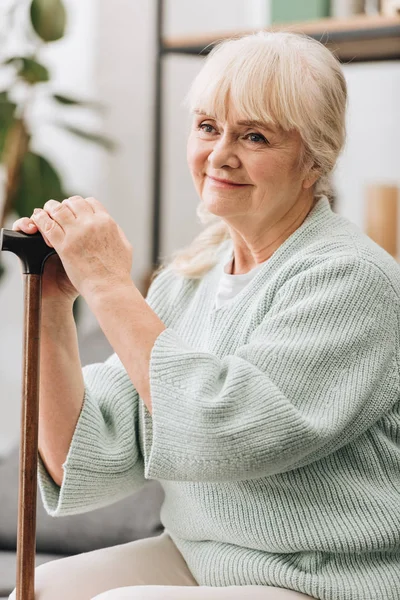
302, 165, 320, 190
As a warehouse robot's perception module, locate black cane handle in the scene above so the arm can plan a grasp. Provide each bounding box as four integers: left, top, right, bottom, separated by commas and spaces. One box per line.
0, 228, 56, 275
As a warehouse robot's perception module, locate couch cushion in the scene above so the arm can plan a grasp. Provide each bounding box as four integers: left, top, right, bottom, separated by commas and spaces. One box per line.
0, 550, 65, 597
0, 446, 165, 556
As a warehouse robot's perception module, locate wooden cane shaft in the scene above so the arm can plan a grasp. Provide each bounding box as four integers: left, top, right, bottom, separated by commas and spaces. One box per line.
16, 275, 42, 600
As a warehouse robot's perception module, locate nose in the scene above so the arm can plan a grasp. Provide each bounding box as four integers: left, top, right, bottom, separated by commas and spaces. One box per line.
207, 134, 240, 170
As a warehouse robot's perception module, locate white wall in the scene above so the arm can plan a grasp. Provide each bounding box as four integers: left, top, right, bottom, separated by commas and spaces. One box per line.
94, 0, 157, 292
1, 0, 399, 456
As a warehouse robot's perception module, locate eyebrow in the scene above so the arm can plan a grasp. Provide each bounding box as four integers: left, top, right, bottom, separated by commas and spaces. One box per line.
193, 110, 277, 132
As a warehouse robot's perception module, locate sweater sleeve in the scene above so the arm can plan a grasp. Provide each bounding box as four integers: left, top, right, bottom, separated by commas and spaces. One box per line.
37, 352, 145, 517
142, 256, 400, 482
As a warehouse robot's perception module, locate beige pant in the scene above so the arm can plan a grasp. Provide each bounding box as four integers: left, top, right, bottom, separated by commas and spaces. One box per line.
9, 531, 314, 600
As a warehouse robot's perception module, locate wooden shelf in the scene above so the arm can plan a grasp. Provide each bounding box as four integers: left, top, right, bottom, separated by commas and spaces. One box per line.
163, 14, 400, 63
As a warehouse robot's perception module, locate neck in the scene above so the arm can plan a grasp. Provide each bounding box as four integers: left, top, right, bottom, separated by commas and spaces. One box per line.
229, 193, 317, 275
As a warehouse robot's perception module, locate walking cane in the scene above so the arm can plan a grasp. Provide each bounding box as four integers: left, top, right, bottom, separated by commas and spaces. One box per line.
0, 228, 56, 600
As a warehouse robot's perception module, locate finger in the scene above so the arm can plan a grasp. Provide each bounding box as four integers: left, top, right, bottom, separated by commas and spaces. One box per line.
85, 197, 108, 214
31, 209, 64, 248
29, 211, 54, 247
38, 229, 54, 247
12, 217, 38, 233
42, 199, 75, 228
63, 195, 95, 217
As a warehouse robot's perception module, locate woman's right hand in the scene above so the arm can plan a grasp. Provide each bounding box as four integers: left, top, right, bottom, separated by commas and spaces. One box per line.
12, 216, 80, 305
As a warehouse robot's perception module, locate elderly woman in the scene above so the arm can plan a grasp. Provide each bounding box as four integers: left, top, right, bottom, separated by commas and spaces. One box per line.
10, 30, 400, 600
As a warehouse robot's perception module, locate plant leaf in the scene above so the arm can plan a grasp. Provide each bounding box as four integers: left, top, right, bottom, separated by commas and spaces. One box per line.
57, 123, 117, 151
52, 94, 105, 111
20, 58, 49, 83
0, 92, 17, 159
13, 152, 66, 218
5, 57, 49, 84
0, 91, 17, 121
30, 0, 66, 42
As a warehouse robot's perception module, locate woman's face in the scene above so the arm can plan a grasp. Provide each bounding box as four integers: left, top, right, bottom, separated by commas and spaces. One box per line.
186, 104, 316, 235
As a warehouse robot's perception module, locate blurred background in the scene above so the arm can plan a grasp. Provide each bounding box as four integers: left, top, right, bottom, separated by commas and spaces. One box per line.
0, 0, 399, 455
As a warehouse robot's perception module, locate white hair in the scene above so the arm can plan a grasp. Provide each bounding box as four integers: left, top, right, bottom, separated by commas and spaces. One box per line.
152, 30, 347, 282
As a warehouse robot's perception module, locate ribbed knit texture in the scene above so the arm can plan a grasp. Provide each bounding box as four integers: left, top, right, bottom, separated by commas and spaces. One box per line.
37, 196, 400, 600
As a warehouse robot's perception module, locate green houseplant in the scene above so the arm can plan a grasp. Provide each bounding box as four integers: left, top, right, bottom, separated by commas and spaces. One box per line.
0, 0, 115, 320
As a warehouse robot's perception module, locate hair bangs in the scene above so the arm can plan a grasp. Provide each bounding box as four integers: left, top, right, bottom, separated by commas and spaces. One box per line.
184, 33, 309, 135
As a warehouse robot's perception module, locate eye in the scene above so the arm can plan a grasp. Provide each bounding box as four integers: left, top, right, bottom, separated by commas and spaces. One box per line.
198, 122, 216, 135
245, 132, 268, 144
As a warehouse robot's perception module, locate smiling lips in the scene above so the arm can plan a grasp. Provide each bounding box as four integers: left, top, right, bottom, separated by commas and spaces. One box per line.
207, 175, 248, 187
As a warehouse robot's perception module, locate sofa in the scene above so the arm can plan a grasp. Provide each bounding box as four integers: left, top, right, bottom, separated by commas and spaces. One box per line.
0, 325, 165, 599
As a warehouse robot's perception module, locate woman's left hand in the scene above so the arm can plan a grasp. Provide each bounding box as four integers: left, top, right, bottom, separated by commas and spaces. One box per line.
31, 196, 133, 300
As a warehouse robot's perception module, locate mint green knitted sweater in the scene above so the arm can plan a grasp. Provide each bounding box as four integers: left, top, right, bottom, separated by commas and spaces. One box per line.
38, 196, 400, 600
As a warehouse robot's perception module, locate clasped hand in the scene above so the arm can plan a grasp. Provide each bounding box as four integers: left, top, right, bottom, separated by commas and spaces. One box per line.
30, 195, 133, 300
